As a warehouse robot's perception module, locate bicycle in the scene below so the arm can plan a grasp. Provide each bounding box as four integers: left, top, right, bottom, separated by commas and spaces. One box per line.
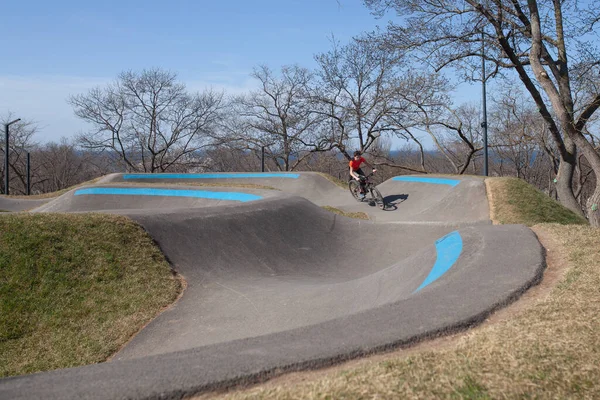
348, 171, 386, 210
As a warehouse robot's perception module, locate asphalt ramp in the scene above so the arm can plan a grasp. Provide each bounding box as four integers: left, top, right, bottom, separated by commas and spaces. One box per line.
0, 196, 50, 212
1, 173, 544, 400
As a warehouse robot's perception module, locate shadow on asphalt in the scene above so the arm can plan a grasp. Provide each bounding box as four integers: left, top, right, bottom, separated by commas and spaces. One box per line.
384, 194, 409, 208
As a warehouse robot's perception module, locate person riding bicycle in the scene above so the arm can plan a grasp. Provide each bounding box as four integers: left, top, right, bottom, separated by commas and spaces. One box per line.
349, 150, 376, 197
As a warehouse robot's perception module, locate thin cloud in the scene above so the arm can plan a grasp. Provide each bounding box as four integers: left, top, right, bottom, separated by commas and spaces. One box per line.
0, 73, 261, 143
0, 75, 111, 143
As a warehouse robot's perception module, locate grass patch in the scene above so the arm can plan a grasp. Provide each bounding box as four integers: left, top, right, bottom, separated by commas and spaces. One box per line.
203, 177, 600, 400
486, 177, 588, 226
0, 213, 181, 377
321, 206, 369, 220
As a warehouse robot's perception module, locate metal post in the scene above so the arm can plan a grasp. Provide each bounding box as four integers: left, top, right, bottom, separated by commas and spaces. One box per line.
4, 119, 20, 195
481, 30, 489, 177
26, 152, 31, 195
261, 146, 265, 172
4, 124, 8, 195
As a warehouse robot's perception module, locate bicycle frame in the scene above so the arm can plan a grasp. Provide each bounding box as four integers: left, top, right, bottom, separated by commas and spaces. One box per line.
358, 172, 376, 189
349, 172, 386, 210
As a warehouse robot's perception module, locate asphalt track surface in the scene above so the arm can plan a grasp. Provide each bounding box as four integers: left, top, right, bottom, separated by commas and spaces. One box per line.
0, 173, 545, 400
0, 196, 49, 212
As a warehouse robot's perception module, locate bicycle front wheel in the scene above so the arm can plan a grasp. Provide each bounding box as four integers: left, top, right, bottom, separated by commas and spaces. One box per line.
348, 180, 363, 202
370, 187, 386, 209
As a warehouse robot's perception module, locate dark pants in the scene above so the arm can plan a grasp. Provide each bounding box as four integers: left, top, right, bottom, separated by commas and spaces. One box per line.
350, 168, 366, 193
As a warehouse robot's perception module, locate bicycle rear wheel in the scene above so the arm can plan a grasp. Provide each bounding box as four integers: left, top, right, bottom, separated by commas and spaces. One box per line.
370, 187, 386, 209
348, 180, 363, 202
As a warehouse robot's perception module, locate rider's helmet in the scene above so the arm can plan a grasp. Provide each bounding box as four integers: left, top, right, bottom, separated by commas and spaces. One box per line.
353, 150, 362, 157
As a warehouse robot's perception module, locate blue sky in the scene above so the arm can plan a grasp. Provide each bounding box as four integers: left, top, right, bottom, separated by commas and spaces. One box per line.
3, 0, 383, 83
0, 0, 475, 148
0, 0, 386, 144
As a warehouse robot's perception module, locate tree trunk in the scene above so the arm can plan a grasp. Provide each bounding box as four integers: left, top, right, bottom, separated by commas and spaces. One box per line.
525, 0, 585, 217
555, 137, 584, 217
571, 132, 600, 226
555, 154, 583, 217
587, 187, 600, 227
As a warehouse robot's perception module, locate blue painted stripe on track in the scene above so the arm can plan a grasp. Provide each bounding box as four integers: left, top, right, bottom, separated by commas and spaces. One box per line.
414, 231, 463, 293
123, 173, 300, 179
392, 176, 460, 187
74, 187, 262, 202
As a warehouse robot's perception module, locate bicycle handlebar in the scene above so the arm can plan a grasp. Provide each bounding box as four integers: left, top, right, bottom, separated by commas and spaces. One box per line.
359, 170, 376, 180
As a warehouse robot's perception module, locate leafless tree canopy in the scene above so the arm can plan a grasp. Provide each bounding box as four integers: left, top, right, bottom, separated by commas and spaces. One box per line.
69, 68, 226, 173
7, 5, 600, 224
311, 36, 414, 158
231, 65, 321, 171
1, 114, 39, 195
365, 0, 600, 224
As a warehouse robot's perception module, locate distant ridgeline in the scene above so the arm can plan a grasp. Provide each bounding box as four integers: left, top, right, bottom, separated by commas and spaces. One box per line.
75, 148, 542, 171
388, 149, 545, 165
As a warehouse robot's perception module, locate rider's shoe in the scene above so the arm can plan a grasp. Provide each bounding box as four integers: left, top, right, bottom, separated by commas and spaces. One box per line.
359, 193, 366, 199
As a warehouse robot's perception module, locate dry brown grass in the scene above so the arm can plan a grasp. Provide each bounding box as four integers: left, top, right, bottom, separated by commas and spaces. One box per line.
321, 206, 369, 220
316, 173, 348, 189
195, 178, 599, 400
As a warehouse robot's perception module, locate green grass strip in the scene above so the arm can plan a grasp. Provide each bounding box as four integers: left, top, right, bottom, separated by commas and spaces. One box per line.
0, 213, 181, 377
490, 177, 587, 226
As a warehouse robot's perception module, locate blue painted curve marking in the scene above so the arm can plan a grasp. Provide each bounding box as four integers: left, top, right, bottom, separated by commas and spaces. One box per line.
414, 231, 463, 293
74, 188, 262, 202
123, 173, 300, 179
392, 176, 460, 187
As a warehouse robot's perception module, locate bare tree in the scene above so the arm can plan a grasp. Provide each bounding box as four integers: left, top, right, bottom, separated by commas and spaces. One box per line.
489, 91, 552, 187
312, 36, 412, 160
365, 0, 600, 224
69, 68, 226, 173
30, 138, 115, 193
1, 114, 39, 195
372, 71, 453, 173
231, 65, 321, 171
204, 145, 262, 172
417, 102, 483, 175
